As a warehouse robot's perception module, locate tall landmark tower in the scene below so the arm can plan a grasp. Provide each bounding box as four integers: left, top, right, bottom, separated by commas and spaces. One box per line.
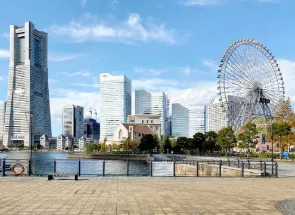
3, 22, 51, 147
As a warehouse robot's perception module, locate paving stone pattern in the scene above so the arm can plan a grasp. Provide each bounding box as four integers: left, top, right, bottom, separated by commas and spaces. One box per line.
0, 177, 294, 215
276, 199, 295, 215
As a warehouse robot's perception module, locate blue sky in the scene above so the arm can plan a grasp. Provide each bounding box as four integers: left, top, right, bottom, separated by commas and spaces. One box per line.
0, 0, 295, 136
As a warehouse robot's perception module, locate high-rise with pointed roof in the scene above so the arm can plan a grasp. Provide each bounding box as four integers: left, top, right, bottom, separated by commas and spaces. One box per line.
3, 22, 51, 147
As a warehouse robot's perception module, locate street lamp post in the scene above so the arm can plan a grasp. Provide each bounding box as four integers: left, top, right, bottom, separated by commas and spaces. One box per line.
25, 111, 34, 175
30, 112, 33, 161
270, 116, 275, 175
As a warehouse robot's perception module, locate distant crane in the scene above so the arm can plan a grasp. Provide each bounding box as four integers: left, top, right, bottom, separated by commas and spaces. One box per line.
89, 100, 99, 120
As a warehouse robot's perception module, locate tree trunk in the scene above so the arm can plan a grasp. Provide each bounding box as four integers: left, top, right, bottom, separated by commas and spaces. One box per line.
279, 137, 282, 160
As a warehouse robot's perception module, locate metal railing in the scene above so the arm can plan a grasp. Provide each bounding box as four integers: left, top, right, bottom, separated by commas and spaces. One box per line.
0, 158, 278, 178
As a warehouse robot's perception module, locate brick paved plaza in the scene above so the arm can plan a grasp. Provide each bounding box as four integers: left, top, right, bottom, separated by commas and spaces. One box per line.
0, 177, 294, 215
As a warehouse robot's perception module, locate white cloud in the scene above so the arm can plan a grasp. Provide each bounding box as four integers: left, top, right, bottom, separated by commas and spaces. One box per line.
0, 49, 9, 59
48, 79, 59, 84
133, 78, 182, 91
278, 59, 295, 104
109, 0, 119, 9
134, 66, 202, 77
67, 70, 92, 77
81, 0, 87, 7
133, 78, 217, 106
49, 53, 85, 62
134, 68, 168, 76
71, 83, 100, 88
50, 89, 100, 122
258, 0, 278, 2
180, 0, 278, 6
167, 81, 217, 106
181, 0, 224, 6
70, 75, 99, 88
47, 13, 178, 44
0, 32, 9, 38
202, 59, 218, 70
176, 66, 203, 75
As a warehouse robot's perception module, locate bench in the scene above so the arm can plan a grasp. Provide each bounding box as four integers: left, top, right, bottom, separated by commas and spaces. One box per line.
48, 173, 79, 181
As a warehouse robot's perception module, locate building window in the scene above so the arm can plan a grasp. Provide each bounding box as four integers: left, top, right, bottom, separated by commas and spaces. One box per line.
34, 39, 40, 65
146, 120, 148, 123
156, 126, 158, 130
139, 133, 141, 137
151, 120, 153, 123
142, 120, 144, 123
17, 37, 25, 64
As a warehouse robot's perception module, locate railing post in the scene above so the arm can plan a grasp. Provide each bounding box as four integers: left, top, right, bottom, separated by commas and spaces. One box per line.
237, 159, 240, 168
219, 161, 222, 177
275, 162, 278, 177
78, 159, 81, 177
247, 160, 250, 169
28, 159, 31, 176
53, 160, 56, 174
264, 162, 266, 178
102, 161, 105, 177
173, 161, 175, 177
228, 159, 230, 167
126, 161, 129, 176
150, 161, 153, 177
2, 159, 5, 177
196, 161, 199, 177
260, 160, 262, 171
241, 162, 244, 177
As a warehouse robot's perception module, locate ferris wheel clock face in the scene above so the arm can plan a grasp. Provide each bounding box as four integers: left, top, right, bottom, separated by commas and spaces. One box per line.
217, 38, 285, 131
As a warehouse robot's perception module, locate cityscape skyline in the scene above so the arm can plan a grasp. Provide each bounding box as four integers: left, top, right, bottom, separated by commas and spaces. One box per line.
0, 0, 295, 136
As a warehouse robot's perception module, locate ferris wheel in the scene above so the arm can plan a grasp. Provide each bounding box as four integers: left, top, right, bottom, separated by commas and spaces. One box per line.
217, 38, 285, 131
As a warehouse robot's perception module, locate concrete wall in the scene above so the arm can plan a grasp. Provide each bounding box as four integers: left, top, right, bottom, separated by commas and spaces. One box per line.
67, 153, 149, 161
175, 163, 261, 177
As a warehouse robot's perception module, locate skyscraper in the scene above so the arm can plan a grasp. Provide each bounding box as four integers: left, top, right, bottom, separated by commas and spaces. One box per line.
62, 104, 84, 138
172, 103, 206, 138
100, 73, 131, 142
206, 98, 228, 132
135, 90, 169, 136
189, 106, 206, 137
171, 103, 189, 137
83, 118, 100, 140
3, 22, 51, 147
0, 101, 6, 145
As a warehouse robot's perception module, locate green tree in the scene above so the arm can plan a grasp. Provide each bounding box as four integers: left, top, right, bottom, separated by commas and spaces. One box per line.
153, 135, 160, 153
100, 137, 107, 153
176, 137, 189, 153
272, 122, 291, 160
237, 122, 258, 156
216, 127, 237, 153
162, 135, 172, 154
129, 139, 139, 153
86, 144, 94, 154
267, 99, 295, 155
171, 139, 178, 154
122, 138, 131, 151
92, 143, 100, 153
192, 132, 205, 153
139, 134, 156, 152
202, 131, 218, 153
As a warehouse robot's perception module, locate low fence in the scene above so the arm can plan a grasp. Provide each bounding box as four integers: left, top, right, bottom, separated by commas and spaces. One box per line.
0, 159, 278, 178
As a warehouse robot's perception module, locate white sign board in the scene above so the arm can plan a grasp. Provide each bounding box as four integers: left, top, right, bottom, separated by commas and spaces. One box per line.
152, 162, 174, 176
11, 134, 25, 140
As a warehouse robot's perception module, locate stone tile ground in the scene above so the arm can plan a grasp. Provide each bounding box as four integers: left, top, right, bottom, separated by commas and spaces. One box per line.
0, 177, 294, 215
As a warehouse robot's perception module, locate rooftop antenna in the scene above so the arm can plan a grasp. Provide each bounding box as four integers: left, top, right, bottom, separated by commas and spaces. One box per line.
89, 108, 92, 119
94, 109, 97, 120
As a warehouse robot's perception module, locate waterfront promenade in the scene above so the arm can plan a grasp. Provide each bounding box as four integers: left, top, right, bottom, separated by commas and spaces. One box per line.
0, 177, 294, 215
